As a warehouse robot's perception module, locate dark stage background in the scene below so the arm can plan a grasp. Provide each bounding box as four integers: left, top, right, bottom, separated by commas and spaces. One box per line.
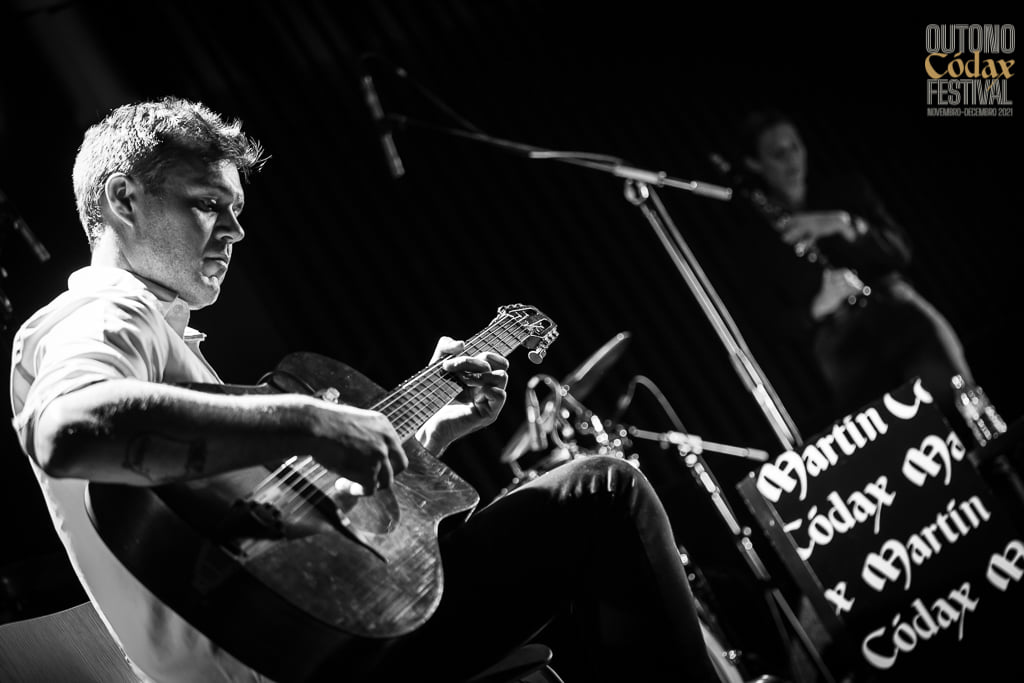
0, 2, 1020, 678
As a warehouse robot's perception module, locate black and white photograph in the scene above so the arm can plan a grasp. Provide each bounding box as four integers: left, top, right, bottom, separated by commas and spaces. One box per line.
1, 4, 1019, 682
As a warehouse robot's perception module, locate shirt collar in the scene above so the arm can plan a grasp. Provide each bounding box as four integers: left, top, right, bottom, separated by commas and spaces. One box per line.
67, 266, 202, 340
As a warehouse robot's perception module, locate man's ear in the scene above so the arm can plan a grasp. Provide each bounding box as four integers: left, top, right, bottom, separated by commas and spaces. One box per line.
103, 173, 139, 230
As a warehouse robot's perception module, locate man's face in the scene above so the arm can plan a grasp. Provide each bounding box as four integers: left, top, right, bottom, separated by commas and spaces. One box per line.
750, 122, 807, 199
123, 159, 245, 309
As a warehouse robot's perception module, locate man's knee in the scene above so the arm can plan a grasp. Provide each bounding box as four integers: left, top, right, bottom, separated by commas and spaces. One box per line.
560, 456, 652, 501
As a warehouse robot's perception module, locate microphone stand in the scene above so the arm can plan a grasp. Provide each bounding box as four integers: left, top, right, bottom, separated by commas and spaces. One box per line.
630, 427, 836, 683
386, 96, 846, 679
622, 181, 802, 451
387, 111, 831, 680
388, 113, 803, 451
627, 427, 771, 463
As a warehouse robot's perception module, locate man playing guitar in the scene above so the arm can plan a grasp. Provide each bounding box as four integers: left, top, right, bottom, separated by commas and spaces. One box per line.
9, 97, 724, 683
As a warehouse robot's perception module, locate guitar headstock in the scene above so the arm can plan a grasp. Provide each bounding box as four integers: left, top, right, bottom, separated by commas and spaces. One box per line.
496, 304, 558, 364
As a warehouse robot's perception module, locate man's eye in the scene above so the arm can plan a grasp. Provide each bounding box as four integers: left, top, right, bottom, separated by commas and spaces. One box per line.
199, 200, 218, 212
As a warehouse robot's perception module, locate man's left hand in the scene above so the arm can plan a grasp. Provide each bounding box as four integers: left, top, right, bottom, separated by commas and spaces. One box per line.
416, 336, 509, 455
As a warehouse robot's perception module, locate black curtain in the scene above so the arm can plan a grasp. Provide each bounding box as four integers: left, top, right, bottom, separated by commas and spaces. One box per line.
1, 3, 1020, 669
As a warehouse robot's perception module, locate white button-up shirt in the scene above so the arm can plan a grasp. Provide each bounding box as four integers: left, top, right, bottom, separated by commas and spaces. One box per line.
9, 266, 268, 682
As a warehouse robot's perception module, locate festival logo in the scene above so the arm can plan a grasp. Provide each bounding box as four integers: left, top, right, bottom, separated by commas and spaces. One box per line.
925, 24, 1014, 118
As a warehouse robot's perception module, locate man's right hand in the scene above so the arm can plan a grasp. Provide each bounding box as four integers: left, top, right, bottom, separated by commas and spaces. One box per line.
310, 403, 407, 493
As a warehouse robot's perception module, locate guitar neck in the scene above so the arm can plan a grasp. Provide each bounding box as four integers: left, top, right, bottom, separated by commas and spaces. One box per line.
371, 320, 524, 441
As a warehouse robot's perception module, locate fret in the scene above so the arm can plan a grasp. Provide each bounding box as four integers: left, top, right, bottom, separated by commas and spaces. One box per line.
87, 304, 558, 671
373, 313, 532, 441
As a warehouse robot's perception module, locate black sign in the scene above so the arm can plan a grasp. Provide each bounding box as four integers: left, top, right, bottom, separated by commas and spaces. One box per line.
742, 379, 1024, 681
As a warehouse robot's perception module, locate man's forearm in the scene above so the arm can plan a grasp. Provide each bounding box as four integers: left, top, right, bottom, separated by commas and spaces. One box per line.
33, 378, 324, 485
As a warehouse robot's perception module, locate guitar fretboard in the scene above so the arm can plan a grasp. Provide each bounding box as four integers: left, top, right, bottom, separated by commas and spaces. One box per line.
371, 316, 526, 441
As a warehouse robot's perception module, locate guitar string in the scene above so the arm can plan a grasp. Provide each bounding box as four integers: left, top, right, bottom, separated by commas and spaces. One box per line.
241, 321, 520, 518
270, 456, 326, 526
244, 315, 521, 500
371, 316, 523, 433
259, 316, 531, 520
383, 327, 518, 435
372, 316, 522, 423
272, 320, 525, 520
270, 319, 525, 522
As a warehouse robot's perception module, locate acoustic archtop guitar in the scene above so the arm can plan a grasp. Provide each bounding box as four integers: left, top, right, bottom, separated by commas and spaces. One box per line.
86, 303, 558, 682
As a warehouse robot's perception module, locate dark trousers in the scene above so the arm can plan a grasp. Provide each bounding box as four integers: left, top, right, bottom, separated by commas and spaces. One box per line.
353, 456, 720, 682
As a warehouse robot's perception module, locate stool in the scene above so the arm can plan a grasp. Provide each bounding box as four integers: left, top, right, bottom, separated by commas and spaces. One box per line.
0, 601, 140, 682
0, 601, 564, 683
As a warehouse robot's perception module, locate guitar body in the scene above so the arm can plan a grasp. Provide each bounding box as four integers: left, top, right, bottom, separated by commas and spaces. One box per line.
87, 353, 482, 682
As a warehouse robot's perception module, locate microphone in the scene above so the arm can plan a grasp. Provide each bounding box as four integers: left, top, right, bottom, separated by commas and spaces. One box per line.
360, 73, 405, 179
0, 189, 50, 262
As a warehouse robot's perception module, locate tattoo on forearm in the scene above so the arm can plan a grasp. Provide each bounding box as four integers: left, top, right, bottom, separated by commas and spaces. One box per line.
124, 434, 208, 483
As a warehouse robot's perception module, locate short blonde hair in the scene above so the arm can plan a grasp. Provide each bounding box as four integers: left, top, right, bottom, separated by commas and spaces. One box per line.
72, 97, 266, 248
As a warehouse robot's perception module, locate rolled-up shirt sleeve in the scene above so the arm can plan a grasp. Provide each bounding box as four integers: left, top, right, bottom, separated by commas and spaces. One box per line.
11, 292, 170, 460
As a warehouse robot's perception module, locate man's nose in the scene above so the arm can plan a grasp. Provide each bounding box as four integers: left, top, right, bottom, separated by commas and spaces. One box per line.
217, 210, 245, 244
